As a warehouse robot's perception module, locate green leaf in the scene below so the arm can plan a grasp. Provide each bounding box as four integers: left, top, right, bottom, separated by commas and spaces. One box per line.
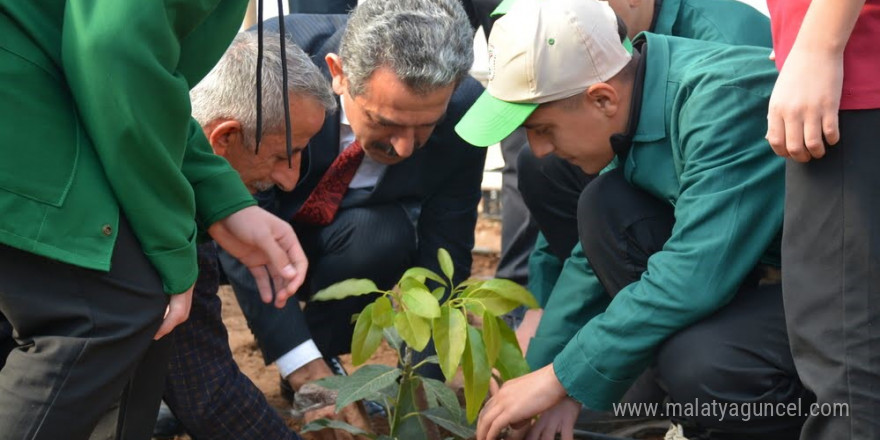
311, 374, 348, 391
459, 279, 486, 298
478, 278, 539, 309
383, 327, 403, 353
351, 304, 384, 365
421, 407, 476, 439
431, 286, 446, 302
494, 317, 531, 381
461, 326, 491, 423
402, 287, 441, 319
482, 310, 501, 367
401, 266, 447, 287
400, 277, 430, 295
335, 364, 401, 412
302, 418, 377, 438
422, 377, 463, 421
438, 248, 454, 281
313, 279, 379, 301
433, 306, 467, 381
372, 296, 394, 328
394, 310, 431, 351
465, 289, 520, 316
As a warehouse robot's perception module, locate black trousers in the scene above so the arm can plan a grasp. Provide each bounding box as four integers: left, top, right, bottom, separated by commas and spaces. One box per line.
518, 147, 595, 261
0, 218, 169, 440
494, 128, 538, 287
222, 203, 417, 363
578, 169, 810, 439
782, 109, 880, 440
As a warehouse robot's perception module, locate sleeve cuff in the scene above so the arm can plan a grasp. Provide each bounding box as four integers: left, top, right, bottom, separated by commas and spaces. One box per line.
276, 339, 323, 378
554, 339, 638, 411
144, 227, 198, 295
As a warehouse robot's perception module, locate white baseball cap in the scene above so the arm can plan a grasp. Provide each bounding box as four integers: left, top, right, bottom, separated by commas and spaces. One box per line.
455, 0, 632, 147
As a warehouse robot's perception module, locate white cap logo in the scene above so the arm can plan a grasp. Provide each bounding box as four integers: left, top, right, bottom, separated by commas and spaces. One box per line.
487, 44, 496, 82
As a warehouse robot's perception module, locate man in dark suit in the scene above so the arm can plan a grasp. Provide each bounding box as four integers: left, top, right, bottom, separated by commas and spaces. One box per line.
221, 0, 486, 435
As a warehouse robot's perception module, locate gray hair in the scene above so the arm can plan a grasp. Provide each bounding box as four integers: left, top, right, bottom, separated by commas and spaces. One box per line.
340, 0, 474, 97
191, 31, 336, 148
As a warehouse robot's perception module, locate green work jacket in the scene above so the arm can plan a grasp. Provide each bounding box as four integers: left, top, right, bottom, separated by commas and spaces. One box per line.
534, 34, 783, 411
526, 0, 776, 368
528, 0, 773, 309
0, 1, 255, 294
653, 0, 772, 48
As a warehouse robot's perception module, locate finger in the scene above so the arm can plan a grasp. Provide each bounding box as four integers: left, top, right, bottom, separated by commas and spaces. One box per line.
249, 265, 275, 304
278, 232, 309, 306
154, 286, 193, 340
765, 107, 789, 158
526, 419, 544, 440
823, 110, 840, 146
783, 113, 810, 163
803, 114, 827, 159
561, 420, 574, 440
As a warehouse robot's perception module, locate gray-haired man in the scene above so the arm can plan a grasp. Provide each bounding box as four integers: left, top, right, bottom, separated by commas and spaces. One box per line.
156, 31, 336, 440
221, 0, 486, 438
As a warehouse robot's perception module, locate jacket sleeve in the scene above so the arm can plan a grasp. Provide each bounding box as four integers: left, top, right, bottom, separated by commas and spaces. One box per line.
181, 119, 257, 233
526, 242, 609, 370
553, 86, 784, 410
60, 1, 242, 294
526, 232, 564, 307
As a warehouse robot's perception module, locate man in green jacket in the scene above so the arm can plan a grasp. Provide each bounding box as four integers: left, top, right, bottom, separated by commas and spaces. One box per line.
0, 2, 307, 439
456, 0, 809, 438
509, 0, 775, 364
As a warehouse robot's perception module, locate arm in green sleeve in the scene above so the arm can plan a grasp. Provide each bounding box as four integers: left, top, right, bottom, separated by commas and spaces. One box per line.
526, 232, 563, 307
60, 2, 231, 294
181, 119, 257, 233
554, 86, 784, 410
526, 242, 609, 370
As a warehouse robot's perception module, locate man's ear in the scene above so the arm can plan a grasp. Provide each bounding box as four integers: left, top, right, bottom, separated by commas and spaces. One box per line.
325, 53, 347, 96
586, 83, 620, 117
207, 120, 243, 158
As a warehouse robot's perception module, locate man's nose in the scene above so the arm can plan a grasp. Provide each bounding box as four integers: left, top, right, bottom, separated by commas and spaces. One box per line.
272, 166, 299, 192
389, 128, 417, 159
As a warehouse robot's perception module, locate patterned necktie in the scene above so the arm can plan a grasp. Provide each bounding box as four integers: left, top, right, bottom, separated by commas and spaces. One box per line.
292, 140, 365, 225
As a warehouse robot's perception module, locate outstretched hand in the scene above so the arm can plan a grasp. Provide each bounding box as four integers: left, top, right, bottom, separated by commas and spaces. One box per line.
477, 364, 568, 440
208, 206, 307, 308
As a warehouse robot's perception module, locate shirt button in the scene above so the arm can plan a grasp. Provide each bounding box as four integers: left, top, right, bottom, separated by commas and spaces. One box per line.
102, 224, 113, 236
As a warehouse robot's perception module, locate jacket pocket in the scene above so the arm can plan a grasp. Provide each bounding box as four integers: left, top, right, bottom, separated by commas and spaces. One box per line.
0, 46, 79, 207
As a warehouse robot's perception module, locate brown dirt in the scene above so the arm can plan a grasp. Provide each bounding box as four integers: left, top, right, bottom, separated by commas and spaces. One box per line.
167, 218, 502, 439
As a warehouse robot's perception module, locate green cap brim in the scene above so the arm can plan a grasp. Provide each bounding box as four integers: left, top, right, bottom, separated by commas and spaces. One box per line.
455, 90, 538, 147
490, 0, 516, 17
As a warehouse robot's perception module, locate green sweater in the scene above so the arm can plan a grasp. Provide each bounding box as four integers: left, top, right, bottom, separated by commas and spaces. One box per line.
535, 34, 783, 411
0, 0, 255, 294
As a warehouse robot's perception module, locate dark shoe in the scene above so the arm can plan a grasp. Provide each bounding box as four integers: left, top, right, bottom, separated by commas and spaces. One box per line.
280, 356, 387, 418
152, 401, 186, 439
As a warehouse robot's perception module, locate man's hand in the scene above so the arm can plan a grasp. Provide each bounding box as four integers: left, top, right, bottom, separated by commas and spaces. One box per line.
208, 206, 307, 308
478, 364, 567, 440
765, 46, 843, 162
526, 397, 581, 440
290, 359, 371, 440
154, 283, 194, 340
303, 401, 372, 440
